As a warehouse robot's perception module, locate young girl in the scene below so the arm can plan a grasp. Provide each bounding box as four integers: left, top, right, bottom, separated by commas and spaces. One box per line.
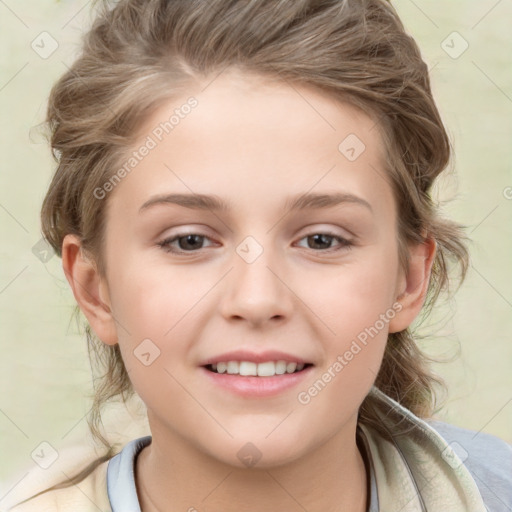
5, 0, 512, 510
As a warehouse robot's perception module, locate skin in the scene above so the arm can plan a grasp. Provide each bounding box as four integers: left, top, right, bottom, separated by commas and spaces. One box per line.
62, 68, 436, 512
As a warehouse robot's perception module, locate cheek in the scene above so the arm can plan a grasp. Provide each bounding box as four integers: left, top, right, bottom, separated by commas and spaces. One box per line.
106, 259, 214, 396
297, 258, 396, 425
107, 268, 198, 410
307, 246, 400, 336
108, 256, 206, 335
295, 344, 383, 448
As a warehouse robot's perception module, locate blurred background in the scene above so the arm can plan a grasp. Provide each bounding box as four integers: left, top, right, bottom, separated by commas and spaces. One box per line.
1, 0, 511, 505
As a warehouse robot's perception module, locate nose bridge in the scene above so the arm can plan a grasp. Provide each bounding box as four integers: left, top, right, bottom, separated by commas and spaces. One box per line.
220, 234, 291, 324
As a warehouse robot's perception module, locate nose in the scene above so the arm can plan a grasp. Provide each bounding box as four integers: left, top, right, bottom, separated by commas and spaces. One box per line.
218, 242, 293, 327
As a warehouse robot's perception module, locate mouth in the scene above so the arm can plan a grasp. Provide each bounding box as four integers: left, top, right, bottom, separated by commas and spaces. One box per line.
200, 359, 315, 397
203, 361, 314, 377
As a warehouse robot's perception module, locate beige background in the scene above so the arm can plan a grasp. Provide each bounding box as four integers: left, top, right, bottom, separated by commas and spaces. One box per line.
1, 0, 511, 501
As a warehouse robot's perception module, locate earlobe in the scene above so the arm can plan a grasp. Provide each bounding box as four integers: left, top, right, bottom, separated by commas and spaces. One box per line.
61, 234, 118, 345
388, 237, 437, 333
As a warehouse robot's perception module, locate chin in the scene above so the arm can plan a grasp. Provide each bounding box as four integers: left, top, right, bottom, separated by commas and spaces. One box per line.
205, 436, 308, 471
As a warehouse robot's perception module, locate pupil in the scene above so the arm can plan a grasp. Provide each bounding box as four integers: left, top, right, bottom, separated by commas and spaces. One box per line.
309, 234, 332, 249
180, 234, 203, 250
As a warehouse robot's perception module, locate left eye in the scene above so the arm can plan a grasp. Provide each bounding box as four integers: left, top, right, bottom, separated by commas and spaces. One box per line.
296, 233, 352, 252
157, 232, 352, 254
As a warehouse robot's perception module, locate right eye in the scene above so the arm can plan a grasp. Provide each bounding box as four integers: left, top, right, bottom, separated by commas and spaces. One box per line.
157, 233, 216, 254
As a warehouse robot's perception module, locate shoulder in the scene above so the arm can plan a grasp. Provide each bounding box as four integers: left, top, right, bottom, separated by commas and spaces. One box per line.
427, 419, 512, 510
4, 461, 110, 512
2, 446, 112, 512
366, 386, 512, 510
427, 419, 512, 471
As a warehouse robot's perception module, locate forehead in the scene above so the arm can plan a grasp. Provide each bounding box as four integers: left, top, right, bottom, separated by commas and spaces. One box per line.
105, 69, 394, 222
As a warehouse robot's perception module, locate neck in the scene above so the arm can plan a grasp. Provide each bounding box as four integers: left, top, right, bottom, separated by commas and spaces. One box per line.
135, 418, 368, 512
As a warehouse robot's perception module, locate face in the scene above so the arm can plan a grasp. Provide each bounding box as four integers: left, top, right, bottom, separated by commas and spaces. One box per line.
96, 69, 406, 468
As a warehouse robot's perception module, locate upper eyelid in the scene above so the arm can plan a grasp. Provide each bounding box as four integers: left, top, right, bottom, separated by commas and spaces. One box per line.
159, 222, 354, 239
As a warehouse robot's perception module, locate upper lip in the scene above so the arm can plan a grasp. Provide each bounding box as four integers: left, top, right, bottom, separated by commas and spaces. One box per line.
199, 350, 313, 366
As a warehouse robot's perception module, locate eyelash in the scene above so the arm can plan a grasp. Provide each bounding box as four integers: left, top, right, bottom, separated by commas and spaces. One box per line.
156, 231, 353, 255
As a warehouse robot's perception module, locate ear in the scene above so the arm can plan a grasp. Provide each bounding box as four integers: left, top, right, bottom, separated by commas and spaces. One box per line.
388, 236, 437, 333
61, 234, 118, 345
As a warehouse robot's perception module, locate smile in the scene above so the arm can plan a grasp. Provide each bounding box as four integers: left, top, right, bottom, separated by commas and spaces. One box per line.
201, 362, 315, 398
205, 360, 312, 377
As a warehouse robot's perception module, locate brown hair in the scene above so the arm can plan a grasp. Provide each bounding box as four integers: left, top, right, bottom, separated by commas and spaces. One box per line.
28, 0, 468, 500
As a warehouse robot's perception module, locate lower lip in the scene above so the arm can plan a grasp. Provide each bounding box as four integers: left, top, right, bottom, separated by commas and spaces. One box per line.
200, 365, 314, 398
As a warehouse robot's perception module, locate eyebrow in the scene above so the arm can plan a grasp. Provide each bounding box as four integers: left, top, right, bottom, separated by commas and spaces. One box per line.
139, 191, 373, 214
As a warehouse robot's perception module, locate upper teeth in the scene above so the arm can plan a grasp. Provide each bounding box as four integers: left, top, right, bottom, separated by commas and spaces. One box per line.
211, 361, 305, 376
